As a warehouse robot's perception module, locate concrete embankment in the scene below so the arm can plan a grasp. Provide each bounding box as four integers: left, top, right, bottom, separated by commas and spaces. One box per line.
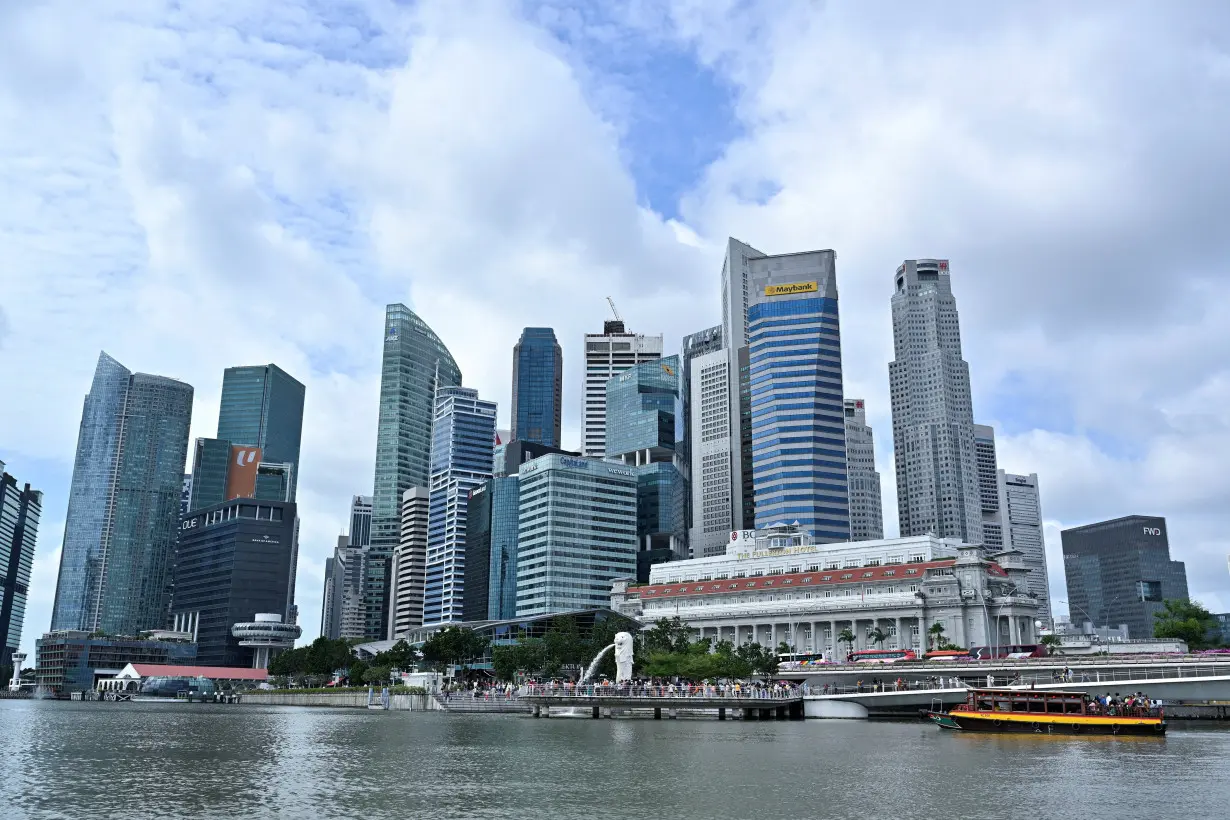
241, 692, 442, 710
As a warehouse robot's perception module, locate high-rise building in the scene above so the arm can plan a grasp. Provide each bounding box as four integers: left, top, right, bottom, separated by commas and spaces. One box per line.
606, 355, 688, 581
973, 424, 1002, 548
388, 487, 429, 639
511, 328, 563, 448
844, 400, 883, 541
492, 439, 577, 478
997, 471, 1051, 620
736, 244, 849, 540
889, 259, 982, 544
1, 462, 41, 661
368, 304, 462, 638
1061, 515, 1188, 639
582, 320, 663, 457
515, 454, 637, 616
319, 496, 373, 639
179, 475, 192, 519
51, 352, 193, 635
461, 477, 520, 622
719, 239, 764, 532
680, 326, 724, 556
688, 346, 736, 558
187, 439, 294, 512
349, 495, 373, 549
320, 548, 343, 640
216, 364, 305, 501
423, 387, 496, 624
171, 498, 297, 666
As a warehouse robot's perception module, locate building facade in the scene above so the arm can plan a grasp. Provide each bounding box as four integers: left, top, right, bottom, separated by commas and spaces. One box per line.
368, 304, 462, 638
843, 400, 883, 542
423, 387, 497, 624
216, 363, 306, 502
1061, 515, 1188, 639
889, 259, 983, 545
688, 347, 737, 559
492, 439, 577, 478
461, 477, 520, 622
388, 487, 429, 639
611, 525, 1039, 654
322, 494, 373, 640
997, 471, 1051, 621
743, 247, 849, 541
170, 499, 298, 667
516, 454, 638, 616
35, 631, 197, 694
1, 462, 41, 661
973, 424, 1002, 548
681, 326, 724, 556
51, 352, 194, 636
511, 328, 563, 448
582, 320, 663, 457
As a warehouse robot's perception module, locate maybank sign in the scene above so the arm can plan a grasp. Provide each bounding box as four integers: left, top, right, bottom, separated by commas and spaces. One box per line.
764, 281, 818, 297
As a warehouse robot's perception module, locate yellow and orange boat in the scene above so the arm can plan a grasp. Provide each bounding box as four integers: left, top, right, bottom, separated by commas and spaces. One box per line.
927, 688, 1166, 736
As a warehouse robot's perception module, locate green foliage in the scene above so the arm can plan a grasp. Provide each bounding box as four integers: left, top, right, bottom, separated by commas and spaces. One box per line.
492, 639, 549, 681
642, 617, 695, 654
1153, 599, 1223, 650
268, 636, 356, 680
837, 628, 856, 652
1040, 634, 1062, 652
363, 665, 391, 685
927, 622, 946, 651
867, 627, 888, 648
420, 627, 492, 671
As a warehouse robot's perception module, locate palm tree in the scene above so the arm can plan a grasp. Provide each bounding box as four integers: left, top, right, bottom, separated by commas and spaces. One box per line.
867, 627, 888, 648
1040, 634, 1062, 655
837, 628, 856, 658
927, 622, 946, 651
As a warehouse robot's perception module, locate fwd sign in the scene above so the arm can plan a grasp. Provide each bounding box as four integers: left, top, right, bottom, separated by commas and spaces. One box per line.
1142, 527, 1162, 536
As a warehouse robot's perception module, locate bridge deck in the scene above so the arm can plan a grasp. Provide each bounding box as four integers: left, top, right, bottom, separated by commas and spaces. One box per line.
520, 694, 802, 708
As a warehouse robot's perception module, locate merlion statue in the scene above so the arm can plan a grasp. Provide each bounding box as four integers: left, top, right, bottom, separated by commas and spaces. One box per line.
613, 632, 634, 683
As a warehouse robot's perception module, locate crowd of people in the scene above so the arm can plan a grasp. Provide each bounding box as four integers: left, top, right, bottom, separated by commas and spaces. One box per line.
522, 678, 801, 699
1086, 692, 1163, 716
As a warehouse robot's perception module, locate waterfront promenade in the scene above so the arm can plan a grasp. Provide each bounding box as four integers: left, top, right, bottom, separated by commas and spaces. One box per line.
520, 682, 804, 719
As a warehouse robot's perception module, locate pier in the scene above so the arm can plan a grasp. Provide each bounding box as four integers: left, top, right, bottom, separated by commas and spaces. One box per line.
520, 683, 805, 720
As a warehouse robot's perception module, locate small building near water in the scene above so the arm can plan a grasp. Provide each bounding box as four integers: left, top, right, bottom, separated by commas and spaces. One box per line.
101, 663, 269, 695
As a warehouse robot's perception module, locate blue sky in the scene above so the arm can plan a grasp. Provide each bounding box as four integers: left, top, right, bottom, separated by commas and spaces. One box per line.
3, 0, 1230, 657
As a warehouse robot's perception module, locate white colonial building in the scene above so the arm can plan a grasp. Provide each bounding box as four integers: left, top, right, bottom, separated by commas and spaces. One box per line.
611, 523, 1040, 655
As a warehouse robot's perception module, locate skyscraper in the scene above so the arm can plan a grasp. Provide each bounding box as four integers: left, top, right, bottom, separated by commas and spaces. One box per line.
51, 352, 193, 635
997, 471, 1051, 620
217, 364, 305, 500
582, 320, 663, 457
973, 424, 1002, 548
320, 546, 343, 640
729, 243, 849, 540
511, 328, 563, 448
461, 476, 520, 622
388, 487, 429, 639
368, 304, 462, 638
680, 326, 723, 557
349, 495, 373, 549
515, 454, 637, 616
844, 400, 883, 541
889, 259, 983, 544
1, 461, 41, 661
688, 346, 736, 558
606, 356, 688, 580
1061, 515, 1188, 638
423, 387, 496, 624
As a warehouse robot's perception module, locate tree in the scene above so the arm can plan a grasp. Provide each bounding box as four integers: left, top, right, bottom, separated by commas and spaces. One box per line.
492, 639, 548, 681
643, 617, 695, 654
1040, 634, 1062, 655
927, 622, 946, 651
363, 666, 391, 685
1153, 599, 1222, 650
735, 641, 779, 677
838, 628, 856, 657
867, 627, 888, 648
420, 627, 491, 673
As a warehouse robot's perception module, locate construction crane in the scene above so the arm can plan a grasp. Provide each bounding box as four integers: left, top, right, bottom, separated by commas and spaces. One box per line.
606, 296, 622, 323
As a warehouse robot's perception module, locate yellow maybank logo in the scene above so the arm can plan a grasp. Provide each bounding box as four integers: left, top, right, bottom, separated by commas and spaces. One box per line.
765, 281, 818, 296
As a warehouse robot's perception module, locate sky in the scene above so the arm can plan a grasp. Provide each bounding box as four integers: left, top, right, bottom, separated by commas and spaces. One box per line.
3, 0, 1230, 656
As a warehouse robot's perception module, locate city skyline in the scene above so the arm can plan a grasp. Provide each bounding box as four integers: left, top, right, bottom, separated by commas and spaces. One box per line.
6, 2, 1230, 654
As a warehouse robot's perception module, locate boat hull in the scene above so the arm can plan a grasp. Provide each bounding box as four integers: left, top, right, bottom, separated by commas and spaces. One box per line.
927, 710, 1165, 736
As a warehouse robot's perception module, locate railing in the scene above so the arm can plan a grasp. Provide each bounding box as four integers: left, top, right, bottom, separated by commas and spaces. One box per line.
521, 683, 802, 700
806, 664, 1230, 696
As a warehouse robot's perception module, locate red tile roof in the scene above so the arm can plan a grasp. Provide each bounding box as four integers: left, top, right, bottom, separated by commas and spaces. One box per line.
130, 664, 268, 681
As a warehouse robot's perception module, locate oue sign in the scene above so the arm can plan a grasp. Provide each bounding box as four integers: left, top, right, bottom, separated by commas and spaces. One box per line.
1142, 527, 1162, 536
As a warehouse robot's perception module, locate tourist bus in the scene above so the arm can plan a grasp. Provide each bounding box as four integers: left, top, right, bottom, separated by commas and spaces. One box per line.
968, 644, 1048, 660
848, 649, 918, 664
777, 652, 833, 671
923, 650, 973, 662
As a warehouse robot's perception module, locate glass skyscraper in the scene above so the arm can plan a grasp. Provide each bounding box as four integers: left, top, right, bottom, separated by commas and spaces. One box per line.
511, 328, 562, 448
367, 304, 462, 638
423, 386, 496, 624
1, 461, 41, 660
743, 249, 850, 541
51, 352, 194, 635
461, 476, 520, 622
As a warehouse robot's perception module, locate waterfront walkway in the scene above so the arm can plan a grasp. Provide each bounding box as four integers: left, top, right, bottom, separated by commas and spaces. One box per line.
520, 683, 804, 719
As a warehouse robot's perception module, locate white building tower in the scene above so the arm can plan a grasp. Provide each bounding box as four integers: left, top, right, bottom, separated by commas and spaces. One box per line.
997, 471, 1051, 620
844, 399, 883, 541
582, 318, 662, 457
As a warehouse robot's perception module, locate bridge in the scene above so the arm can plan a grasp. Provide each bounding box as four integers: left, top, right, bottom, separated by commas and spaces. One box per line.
520, 684, 805, 720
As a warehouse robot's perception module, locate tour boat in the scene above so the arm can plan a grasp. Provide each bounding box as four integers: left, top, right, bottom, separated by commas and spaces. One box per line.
927, 688, 1166, 735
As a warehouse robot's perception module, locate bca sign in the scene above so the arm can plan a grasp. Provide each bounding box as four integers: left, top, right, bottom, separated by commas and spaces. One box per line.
730, 529, 756, 544
1142, 527, 1162, 536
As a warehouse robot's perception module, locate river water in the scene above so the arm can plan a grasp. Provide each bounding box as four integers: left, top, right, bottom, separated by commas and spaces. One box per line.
1, 700, 1226, 819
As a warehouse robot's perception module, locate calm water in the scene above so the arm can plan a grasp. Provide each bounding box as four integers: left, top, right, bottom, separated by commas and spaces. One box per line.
1, 700, 1226, 819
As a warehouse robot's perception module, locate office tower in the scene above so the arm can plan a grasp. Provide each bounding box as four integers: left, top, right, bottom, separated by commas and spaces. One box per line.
349, 495, 373, 548
973, 424, 1002, 548
997, 471, 1051, 620
1, 462, 41, 661
368, 304, 462, 638
722, 242, 849, 540
461, 477, 520, 621
388, 488, 429, 638
179, 475, 192, 519
171, 499, 297, 666
582, 320, 663, 457
511, 328, 563, 448
493, 429, 511, 474
515, 454, 637, 617
844, 400, 883, 541
320, 550, 343, 640
323, 533, 367, 640
422, 387, 496, 624
1061, 515, 1188, 638
681, 326, 723, 556
50, 352, 193, 635
606, 356, 688, 580
217, 364, 305, 500
889, 259, 983, 544
688, 346, 736, 558
493, 440, 577, 478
